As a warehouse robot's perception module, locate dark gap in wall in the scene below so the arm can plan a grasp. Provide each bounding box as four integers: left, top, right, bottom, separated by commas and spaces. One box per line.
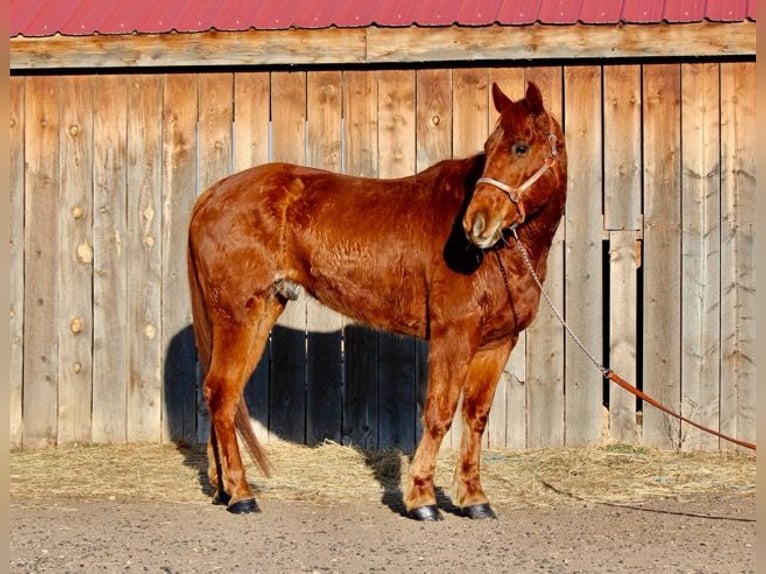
602, 238, 610, 410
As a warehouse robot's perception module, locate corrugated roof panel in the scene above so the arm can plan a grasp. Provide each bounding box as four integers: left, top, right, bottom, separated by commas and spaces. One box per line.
295, 0, 343, 28
706, 0, 748, 21
663, 0, 707, 23
132, 0, 188, 34
59, 0, 118, 35
538, 0, 583, 24
416, 0, 477, 27
9, 0, 757, 37
495, 0, 541, 25
198, 0, 258, 31
455, 0, 503, 25
246, 1, 299, 30
332, 0, 377, 27
371, 0, 422, 27
11, 0, 78, 36
620, 0, 665, 23
259, 0, 316, 29
579, 0, 623, 23
10, 0, 45, 36
169, 1, 229, 32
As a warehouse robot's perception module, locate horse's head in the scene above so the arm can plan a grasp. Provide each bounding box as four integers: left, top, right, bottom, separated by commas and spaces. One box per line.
463, 82, 566, 249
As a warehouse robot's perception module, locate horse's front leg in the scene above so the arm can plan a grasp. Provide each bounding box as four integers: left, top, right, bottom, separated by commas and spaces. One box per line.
405, 329, 476, 521
453, 337, 515, 519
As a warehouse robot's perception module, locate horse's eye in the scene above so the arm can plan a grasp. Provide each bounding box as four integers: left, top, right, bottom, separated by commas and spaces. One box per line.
512, 143, 530, 155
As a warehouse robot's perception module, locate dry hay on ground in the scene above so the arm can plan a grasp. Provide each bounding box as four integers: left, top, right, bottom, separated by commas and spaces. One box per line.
10, 440, 755, 509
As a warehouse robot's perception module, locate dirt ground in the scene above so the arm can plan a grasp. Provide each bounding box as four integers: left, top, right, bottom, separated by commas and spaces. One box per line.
10, 490, 755, 574
9, 492, 754, 573
10, 443, 756, 573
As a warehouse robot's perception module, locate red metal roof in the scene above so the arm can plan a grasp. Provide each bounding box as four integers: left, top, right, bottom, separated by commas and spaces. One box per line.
10, 0, 755, 37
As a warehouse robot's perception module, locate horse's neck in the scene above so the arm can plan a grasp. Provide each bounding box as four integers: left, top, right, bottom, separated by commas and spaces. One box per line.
507, 197, 565, 274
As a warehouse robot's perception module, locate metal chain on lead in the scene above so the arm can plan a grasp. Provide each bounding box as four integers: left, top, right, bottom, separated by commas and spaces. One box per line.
508, 226, 611, 379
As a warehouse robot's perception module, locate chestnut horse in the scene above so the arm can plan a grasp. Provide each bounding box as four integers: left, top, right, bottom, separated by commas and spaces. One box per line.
187, 81, 567, 521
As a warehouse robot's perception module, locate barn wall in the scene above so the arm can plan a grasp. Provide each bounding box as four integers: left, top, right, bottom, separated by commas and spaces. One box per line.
9, 60, 756, 452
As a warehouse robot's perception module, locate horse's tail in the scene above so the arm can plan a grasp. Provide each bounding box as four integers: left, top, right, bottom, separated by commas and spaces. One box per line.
187, 228, 273, 478
235, 399, 273, 477
187, 230, 212, 374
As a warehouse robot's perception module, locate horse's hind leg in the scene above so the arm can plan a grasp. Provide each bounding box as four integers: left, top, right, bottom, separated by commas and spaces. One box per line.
205, 295, 284, 513
453, 337, 514, 519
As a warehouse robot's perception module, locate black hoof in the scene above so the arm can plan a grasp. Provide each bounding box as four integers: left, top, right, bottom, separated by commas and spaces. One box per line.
227, 498, 260, 514
212, 491, 231, 506
408, 505, 443, 521
461, 503, 497, 520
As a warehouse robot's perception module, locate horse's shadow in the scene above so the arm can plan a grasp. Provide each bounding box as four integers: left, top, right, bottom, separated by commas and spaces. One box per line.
164, 323, 462, 516
359, 449, 462, 517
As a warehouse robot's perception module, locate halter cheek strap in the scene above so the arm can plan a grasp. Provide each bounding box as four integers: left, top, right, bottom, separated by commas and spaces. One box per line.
476, 132, 560, 214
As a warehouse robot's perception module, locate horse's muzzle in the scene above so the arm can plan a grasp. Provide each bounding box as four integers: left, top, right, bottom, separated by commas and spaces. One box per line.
463, 211, 504, 249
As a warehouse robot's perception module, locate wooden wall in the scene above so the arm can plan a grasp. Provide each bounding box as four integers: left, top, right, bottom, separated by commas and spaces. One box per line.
9, 61, 756, 453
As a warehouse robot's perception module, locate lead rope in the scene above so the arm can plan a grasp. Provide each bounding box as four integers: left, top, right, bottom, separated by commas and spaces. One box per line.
507, 227, 756, 451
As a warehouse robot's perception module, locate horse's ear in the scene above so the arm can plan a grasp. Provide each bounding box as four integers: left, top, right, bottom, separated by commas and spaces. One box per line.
491, 83, 512, 113
525, 82, 544, 115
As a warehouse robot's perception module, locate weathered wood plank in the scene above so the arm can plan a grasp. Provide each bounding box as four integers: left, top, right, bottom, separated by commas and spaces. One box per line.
23, 76, 60, 447
415, 68, 452, 171
126, 75, 164, 443
377, 69, 418, 451
198, 73, 234, 190
233, 72, 270, 172
92, 75, 129, 443
679, 63, 721, 451
524, 66, 565, 449
563, 66, 604, 446
11, 23, 754, 70
603, 65, 642, 444
305, 70, 344, 445
719, 62, 756, 451
642, 63, 682, 449
307, 71, 343, 174
603, 65, 642, 231
161, 74, 199, 444
341, 70, 380, 448
451, 67, 488, 159
488, 67, 526, 449
608, 230, 640, 443
233, 71, 272, 443
269, 70, 308, 444
57, 76, 94, 445
10, 77, 25, 448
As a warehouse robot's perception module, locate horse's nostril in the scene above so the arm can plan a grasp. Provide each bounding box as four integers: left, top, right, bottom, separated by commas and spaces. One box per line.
471, 213, 486, 238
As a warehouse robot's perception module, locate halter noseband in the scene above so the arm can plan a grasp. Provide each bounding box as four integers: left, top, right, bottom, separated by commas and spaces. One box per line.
476, 132, 560, 207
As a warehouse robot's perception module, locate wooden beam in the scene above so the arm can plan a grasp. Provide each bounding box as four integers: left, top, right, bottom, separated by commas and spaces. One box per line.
11, 28, 368, 70
367, 22, 754, 63
11, 22, 755, 70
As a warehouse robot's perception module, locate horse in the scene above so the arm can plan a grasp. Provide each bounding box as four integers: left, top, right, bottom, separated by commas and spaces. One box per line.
187, 81, 567, 521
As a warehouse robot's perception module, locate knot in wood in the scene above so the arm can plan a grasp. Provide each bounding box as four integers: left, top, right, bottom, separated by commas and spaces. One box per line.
70, 317, 84, 334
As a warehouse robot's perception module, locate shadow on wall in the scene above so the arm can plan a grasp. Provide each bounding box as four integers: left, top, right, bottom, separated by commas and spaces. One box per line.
164, 323, 429, 513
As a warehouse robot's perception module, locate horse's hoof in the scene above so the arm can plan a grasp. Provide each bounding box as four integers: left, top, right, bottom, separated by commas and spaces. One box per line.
212, 491, 231, 506
462, 503, 497, 520
408, 505, 443, 521
227, 498, 261, 514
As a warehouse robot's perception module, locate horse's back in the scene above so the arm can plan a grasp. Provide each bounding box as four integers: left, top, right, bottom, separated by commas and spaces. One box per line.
188, 157, 485, 336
